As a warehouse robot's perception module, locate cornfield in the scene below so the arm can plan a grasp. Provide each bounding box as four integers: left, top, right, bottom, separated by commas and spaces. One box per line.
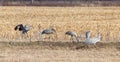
0, 6, 120, 42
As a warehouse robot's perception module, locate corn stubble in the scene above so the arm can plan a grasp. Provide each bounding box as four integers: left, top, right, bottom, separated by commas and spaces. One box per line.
0, 7, 120, 42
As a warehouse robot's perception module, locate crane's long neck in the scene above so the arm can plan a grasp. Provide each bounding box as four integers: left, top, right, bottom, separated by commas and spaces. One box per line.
98, 33, 101, 40
86, 31, 90, 39
74, 35, 79, 42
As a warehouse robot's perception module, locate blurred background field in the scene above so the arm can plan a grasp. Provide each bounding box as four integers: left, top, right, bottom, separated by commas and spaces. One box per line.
0, 7, 120, 42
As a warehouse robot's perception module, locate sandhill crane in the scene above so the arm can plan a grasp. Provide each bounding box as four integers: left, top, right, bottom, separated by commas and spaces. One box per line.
14, 24, 31, 39
40, 27, 56, 41
14, 24, 31, 34
84, 31, 101, 47
65, 31, 79, 42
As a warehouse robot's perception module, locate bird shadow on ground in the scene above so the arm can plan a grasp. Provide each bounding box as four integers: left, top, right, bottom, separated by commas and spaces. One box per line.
0, 41, 120, 50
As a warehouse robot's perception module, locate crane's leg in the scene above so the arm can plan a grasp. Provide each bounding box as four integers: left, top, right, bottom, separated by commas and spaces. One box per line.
93, 43, 98, 49
54, 33, 58, 41
20, 33, 25, 45
21, 33, 24, 41
72, 37, 74, 42
64, 35, 67, 41
50, 34, 54, 41
70, 36, 73, 42
25, 33, 29, 42
39, 33, 42, 41
49, 34, 54, 41
29, 33, 32, 42
85, 44, 90, 49
41, 35, 45, 41
48, 34, 51, 41
26, 33, 29, 38
43, 35, 46, 41
70, 37, 72, 42
87, 45, 90, 48
51, 34, 55, 41
85, 44, 87, 48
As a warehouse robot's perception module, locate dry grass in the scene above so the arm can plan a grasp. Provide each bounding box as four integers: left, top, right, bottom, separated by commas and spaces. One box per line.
0, 7, 120, 42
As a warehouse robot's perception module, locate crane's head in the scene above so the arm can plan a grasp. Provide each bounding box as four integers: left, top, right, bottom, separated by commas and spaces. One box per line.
49, 27, 56, 33
51, 28, 56, 33
65, 31, 70, 34
38, 24, 41, 30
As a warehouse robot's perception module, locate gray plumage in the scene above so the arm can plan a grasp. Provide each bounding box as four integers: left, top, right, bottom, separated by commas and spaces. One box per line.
40, 28, 56, 40
65, 31, 79, 42
84, 31, 101, 45
41, 28, 56, 35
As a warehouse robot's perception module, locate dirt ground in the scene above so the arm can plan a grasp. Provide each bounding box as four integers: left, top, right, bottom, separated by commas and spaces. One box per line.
0, 41, 119, 62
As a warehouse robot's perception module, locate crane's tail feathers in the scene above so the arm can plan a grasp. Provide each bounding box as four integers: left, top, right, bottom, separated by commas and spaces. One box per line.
14, 26, 18, 30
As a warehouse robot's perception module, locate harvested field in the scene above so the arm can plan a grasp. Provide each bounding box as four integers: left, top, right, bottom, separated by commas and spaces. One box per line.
0, 6, 120, 62
0, 7, 120, 42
